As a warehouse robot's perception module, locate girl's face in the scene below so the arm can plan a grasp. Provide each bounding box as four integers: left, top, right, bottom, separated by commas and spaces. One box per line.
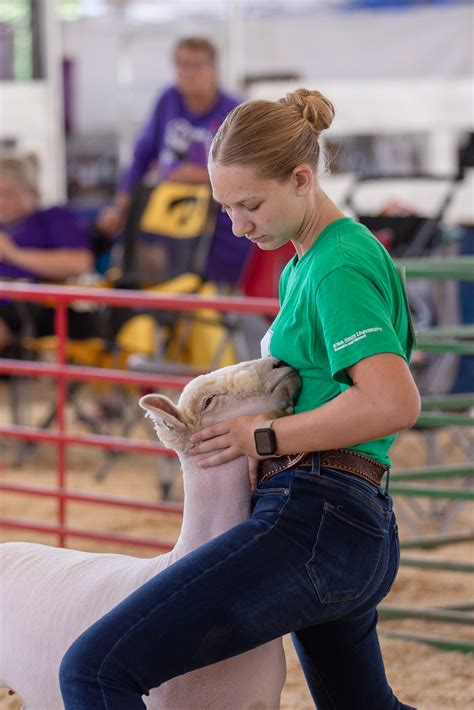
0, 174, 37, 225
208, 161, 312, 251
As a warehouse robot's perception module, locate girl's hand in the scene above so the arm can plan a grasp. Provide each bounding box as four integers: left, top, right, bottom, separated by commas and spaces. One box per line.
189, 411, 286, 469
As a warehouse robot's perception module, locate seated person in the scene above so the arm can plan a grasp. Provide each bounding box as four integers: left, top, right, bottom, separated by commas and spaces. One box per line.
0, 151, 94, 354
97, 36, 251, 287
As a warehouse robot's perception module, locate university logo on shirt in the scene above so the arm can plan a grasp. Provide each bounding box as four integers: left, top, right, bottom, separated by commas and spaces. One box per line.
332, 327, 383, 352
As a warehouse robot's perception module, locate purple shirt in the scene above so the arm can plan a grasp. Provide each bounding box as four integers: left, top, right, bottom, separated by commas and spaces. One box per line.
119, 86, 253, 284
0, 206, 92, 281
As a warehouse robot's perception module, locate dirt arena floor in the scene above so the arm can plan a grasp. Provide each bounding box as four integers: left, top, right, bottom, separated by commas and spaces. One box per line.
0, 380, 473, 709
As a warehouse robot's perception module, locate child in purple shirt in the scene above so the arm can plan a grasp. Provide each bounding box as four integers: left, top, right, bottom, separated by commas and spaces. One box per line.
98, 37, 251, 286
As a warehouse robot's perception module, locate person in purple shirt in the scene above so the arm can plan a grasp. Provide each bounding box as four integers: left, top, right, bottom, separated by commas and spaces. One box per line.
0, 152, 93, 353
97, 36, 251, 285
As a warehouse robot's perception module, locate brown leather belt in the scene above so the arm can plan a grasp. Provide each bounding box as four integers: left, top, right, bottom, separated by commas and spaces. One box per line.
258, 448, 388, 487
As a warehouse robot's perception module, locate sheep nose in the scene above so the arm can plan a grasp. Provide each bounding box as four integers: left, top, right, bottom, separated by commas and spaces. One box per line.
272, 359, 289, 369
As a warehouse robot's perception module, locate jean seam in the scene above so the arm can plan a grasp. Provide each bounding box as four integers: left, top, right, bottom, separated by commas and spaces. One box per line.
98, 499, 291, 687
294, 471, 389, 518
293, 640, 337, 710
273, 524, 314, 557
265, 476, 319, 556
255, 486, 290, 495
61, 671, 110, 709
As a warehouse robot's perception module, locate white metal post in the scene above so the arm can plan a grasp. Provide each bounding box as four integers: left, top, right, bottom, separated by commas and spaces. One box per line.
226, 0, 244, 95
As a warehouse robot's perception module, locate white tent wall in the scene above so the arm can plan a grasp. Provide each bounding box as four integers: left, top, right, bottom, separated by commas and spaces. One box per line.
61, 19, 121, 137
60, 16, 227, 148
1, 3, 472, 202
61, 4, 473, 140
244, 5, 473, 81
249, 79, 473, 175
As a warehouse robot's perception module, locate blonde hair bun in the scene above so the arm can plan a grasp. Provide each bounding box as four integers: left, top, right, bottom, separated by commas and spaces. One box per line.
280, 88, 335, 135
211, 86, 335, 180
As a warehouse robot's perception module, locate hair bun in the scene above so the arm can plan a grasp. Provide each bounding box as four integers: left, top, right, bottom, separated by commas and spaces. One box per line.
280, 88, 335, 135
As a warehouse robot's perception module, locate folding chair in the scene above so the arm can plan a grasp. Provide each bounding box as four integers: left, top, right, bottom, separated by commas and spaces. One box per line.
112, 180, 215, 289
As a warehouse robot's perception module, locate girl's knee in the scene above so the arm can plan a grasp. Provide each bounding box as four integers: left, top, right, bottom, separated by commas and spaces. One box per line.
59, 631, 101, 690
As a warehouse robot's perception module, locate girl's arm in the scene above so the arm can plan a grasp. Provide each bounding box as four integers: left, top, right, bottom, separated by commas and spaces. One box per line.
189, 352, 421, 468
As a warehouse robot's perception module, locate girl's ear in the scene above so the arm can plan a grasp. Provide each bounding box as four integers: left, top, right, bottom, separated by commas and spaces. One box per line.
292, 163, 314, 195
139, 394, 187, 433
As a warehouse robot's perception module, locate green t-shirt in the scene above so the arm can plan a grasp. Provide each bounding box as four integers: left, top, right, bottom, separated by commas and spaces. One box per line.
261, 217, 414, 467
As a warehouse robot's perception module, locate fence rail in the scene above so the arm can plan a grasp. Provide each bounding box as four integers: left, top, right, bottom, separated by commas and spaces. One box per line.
0, 281, 279, 548
0, 264, 473, 653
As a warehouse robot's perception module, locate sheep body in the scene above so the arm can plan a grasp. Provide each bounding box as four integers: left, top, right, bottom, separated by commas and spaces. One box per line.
1, 357, 300, 709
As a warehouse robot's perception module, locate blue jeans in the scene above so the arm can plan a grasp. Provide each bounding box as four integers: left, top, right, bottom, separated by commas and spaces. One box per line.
60, 454, 416, 709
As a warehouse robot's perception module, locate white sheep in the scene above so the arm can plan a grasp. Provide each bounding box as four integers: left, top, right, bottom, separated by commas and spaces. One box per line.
0, 357, 300, 709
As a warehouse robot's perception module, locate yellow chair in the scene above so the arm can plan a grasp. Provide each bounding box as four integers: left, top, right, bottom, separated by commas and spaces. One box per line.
117, 273, 237, 376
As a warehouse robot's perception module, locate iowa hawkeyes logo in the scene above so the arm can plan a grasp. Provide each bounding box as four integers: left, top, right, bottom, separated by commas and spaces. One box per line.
140, 182, 212, 238
167, 195, 202, 226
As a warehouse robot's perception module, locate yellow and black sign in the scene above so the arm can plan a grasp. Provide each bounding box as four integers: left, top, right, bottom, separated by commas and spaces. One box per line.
140, 181, 212, 239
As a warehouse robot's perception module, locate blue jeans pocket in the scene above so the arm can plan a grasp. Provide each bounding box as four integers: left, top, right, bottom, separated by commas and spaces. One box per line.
307, 501, 385, 604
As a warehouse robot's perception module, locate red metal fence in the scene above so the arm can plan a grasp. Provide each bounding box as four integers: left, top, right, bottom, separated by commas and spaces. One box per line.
0, 281, 279, 550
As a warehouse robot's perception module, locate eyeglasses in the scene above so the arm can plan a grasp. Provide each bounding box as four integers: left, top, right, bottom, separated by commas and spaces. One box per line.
175, 59, 213, 71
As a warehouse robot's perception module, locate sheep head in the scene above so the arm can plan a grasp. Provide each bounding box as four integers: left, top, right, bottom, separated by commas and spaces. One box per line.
139, 357, 300, 453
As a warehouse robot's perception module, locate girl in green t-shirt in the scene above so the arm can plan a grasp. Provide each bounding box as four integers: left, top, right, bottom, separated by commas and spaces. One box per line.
60, 89, 419, 710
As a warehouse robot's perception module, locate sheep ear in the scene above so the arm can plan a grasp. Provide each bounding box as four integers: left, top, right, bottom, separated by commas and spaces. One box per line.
139, 394, 186, 433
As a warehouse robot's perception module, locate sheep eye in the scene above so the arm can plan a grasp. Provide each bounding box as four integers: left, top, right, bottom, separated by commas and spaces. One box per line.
202, 395, 216, 410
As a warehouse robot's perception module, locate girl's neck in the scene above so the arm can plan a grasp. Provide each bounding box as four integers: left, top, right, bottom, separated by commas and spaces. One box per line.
293, 190, 346, 258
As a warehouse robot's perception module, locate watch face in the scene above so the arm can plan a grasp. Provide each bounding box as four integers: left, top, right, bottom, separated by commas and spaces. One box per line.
254, 428, 277, 456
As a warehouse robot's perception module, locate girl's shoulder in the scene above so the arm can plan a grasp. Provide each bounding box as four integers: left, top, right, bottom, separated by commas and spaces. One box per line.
323, 218, 395, 273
